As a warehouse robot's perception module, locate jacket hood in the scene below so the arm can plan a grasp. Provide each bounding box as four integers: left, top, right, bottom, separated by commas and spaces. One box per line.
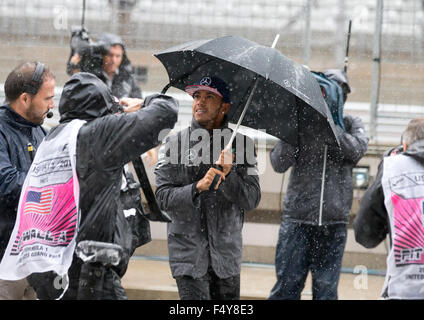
323, 69, 351, 93
98, 32, 125, 49
59, 72, 122, 123
404, 139, 424, 164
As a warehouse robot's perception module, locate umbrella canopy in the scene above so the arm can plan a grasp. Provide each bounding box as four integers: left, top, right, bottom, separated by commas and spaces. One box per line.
155, 35, 339, 147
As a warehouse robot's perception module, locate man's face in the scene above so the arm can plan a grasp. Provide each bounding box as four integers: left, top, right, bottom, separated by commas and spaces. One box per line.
192, 90, 229, 129
25, 77, 55, 125
103, 44, 123, 74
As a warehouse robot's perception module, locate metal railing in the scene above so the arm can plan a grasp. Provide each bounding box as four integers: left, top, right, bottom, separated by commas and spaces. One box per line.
1, 0, 423, 145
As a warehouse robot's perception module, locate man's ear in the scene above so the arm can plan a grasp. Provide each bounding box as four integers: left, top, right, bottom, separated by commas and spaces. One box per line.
402, 140, 408, 152
221, 102, 230, 115
19, 92, 31, 107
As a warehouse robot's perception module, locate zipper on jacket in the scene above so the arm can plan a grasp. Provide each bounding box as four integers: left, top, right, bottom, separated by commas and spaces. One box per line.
318, 144, 328, 226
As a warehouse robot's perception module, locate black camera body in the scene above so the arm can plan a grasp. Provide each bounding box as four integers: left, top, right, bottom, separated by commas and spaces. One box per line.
67, 27, 110, 77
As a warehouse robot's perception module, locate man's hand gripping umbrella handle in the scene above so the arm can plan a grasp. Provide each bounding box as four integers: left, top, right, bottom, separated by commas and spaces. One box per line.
208, 78, 260, 190
207, 34, 280, 190
209, 166, 223, 190
209, 34, 280, 190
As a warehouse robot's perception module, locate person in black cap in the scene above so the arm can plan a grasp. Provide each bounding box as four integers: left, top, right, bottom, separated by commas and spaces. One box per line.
154, 76, 261, 300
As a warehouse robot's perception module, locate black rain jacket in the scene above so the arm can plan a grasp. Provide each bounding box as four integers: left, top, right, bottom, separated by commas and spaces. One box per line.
28, 73, 178, 299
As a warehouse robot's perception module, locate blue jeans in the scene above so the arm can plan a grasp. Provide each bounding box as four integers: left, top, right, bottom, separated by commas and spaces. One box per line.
268, 220, 347, 300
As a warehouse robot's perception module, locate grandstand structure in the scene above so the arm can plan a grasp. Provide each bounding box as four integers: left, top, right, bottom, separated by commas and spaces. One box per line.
0, 0, 423, 144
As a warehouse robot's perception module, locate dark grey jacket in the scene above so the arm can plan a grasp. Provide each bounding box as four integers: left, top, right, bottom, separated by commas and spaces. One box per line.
155, 119, 261, 279
271, 115, 369, 225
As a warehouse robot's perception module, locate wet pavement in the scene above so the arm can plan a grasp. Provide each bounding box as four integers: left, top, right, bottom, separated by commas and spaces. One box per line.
121, 257, 386, 300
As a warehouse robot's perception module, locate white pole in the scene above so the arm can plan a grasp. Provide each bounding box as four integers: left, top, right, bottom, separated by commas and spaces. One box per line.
271, 34, 280, 49
303, 0, 311, 65
224, 34, 280, 150
225, 78, 260, 149
370, 0, 384, 142
318, 145, 328, 226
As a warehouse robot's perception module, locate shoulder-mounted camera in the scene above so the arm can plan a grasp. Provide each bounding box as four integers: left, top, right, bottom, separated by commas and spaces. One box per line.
67, 27, 110, 77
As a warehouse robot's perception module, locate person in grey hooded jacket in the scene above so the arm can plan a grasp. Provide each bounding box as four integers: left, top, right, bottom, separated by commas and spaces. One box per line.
268, 70, 369, 300
155, 76, 261, 300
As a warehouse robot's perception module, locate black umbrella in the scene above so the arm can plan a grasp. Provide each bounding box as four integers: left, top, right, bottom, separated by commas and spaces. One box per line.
155, 35, 340, 149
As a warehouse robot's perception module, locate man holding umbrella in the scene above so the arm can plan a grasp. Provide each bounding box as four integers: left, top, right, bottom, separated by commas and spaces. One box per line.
268, 70, 369, 300
153, 35, 349, 299
155, 76, 261, 300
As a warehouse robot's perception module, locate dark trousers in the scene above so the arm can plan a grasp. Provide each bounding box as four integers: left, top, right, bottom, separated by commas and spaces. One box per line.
28, 265, 128, 300
268, 220, 347, 300
175, 268, 240, 300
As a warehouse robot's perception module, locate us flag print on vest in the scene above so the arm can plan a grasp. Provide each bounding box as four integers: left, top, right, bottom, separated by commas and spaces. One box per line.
23, 189, 53, 215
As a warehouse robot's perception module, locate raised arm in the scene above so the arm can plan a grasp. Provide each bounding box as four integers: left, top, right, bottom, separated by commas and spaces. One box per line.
270, 139, 297, 173
353, 160, 389, 248
337, 115, 369, 165
81, 93, 178, 169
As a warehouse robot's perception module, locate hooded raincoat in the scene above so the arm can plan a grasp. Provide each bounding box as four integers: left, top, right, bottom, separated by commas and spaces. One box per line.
28, 73, 178, 299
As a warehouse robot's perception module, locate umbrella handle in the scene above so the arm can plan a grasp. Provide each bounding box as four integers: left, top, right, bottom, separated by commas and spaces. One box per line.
132, 156, 172, 222
208, 76, 260, 191
208, 164, 223, 191
161, 83, 171, 94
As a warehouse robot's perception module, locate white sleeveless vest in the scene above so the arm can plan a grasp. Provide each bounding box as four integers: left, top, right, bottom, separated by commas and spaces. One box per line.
381, 154, 424, 299
0, 120, 85, 281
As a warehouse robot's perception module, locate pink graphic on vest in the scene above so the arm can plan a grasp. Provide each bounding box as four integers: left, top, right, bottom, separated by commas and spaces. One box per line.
391, 193, 424, 266
10, 178, 77, 255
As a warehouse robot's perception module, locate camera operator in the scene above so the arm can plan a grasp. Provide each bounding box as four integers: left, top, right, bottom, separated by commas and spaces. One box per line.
67, 31, 142, 100
66, 30, 157, 292
11, 72, 179, 300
